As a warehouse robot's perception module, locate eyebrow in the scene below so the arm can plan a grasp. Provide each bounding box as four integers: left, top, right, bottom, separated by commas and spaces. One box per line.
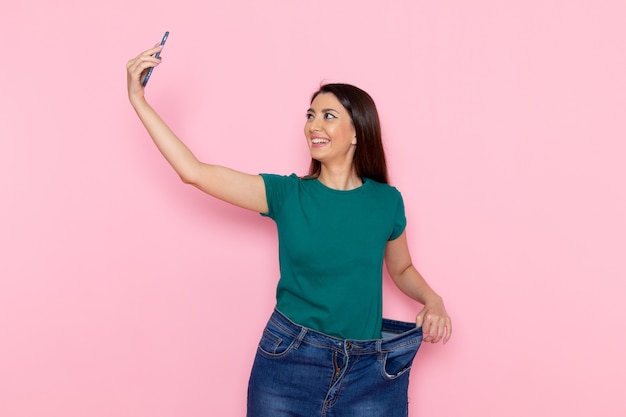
307, 107, 340, 114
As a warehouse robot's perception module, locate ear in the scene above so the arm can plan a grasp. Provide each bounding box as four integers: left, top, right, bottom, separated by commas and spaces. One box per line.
352, 136, 357, 145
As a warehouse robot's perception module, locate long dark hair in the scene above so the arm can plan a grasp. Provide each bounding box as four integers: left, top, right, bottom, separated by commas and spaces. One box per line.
307, 83, 389, 184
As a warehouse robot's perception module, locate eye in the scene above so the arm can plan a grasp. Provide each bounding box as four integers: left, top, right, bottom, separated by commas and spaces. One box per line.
306, 113, 314, 120
324, 113, 336, 119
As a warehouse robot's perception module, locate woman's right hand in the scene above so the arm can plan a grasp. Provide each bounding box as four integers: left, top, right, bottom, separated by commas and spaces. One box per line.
124, 45, 268, 213
126, 45, 163, 104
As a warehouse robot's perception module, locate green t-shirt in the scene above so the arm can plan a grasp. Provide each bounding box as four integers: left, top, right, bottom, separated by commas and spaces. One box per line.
260, 174, 406, 340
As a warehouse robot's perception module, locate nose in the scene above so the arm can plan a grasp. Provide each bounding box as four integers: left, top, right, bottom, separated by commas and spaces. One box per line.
308, 115, 322, 132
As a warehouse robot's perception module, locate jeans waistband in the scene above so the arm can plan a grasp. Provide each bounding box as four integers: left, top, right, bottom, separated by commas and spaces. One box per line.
269, 309, 422, 355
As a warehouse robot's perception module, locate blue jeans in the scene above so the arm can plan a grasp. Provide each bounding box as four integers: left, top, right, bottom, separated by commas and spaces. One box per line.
247, 309, 423, 417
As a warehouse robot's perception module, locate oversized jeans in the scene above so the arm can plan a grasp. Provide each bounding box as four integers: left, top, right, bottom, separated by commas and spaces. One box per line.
247, 309, 423, 417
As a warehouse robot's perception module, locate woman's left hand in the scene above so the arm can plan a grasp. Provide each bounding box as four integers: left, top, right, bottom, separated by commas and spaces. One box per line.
416, 298, 452, 344
384, 232, 452, 344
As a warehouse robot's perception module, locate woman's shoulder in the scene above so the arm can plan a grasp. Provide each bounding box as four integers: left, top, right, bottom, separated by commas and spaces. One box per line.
260, 173, 304, 194
364, 178, 403, 197
260, 172, 302, 183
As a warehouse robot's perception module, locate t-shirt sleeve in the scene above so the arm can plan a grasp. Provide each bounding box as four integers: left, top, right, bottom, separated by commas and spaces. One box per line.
259, 173, 298, 219
389, 190, 407, 240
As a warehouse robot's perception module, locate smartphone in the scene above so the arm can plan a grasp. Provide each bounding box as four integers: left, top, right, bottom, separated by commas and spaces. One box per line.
142, 31, 169, 87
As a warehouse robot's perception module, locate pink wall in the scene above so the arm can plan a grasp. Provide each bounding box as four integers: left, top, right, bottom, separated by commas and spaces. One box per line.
2, 1, 625, 416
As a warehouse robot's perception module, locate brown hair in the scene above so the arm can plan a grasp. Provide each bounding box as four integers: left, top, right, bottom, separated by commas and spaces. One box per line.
307, 83, 389, 184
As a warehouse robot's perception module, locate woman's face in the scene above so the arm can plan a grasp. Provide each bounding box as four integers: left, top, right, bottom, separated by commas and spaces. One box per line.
304, 93, 357, 166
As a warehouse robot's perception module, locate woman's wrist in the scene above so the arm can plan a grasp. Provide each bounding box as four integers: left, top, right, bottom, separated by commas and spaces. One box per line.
422, 293, 443, 307
129, 94, 146, 108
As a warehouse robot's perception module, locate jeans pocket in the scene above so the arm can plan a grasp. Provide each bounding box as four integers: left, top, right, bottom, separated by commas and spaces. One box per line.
257, 324, 297, 359
381, 344, 419, 380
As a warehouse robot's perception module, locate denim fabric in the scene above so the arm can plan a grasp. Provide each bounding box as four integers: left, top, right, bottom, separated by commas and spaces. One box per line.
247, 309, 423, 417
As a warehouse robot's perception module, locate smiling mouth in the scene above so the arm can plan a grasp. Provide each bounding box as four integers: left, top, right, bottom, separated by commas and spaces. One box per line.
311, 138, 330, 144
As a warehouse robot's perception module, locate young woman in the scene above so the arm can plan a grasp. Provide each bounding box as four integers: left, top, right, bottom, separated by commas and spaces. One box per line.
127, 44, 452, 417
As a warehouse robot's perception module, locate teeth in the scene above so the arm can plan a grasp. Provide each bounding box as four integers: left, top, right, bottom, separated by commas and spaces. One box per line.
312, 138, 329, 144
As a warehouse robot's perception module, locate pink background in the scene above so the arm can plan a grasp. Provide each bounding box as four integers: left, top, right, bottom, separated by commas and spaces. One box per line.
2, 1, 625, 416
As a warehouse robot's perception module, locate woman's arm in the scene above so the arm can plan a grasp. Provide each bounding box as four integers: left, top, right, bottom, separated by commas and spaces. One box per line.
385, 231, 452, 344
126, 45, 267, 213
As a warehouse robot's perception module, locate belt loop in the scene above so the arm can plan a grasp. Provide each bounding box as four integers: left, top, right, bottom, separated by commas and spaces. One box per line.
293, 327, 307, 349
376, 339, 382, 353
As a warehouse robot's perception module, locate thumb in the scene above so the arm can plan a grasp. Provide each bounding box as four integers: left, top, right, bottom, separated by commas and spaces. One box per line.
415, 307, 426, 328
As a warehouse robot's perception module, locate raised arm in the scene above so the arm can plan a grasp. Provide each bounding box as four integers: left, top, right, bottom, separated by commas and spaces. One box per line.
385, 231, 452, 344
126, 45, 268, 213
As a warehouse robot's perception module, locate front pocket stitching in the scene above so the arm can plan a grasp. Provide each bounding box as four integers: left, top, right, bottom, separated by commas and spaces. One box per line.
257, 329, 296, 359
380, 350, 417, 381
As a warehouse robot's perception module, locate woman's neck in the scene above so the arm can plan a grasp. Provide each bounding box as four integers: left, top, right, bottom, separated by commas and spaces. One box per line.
317, 166, 362, 190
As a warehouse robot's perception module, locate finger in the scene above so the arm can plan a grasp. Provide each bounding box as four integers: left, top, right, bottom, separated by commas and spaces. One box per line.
128, 53, 162, 70
127, 57, 161, 80
443, 318, 452, 344
421, 314, 434, 342
431, 319, 446, 343
139, 45, 164, 60
428, 317, 450, 344
415, 308, 429, 341
423, 317, 437, 343
415, 310, 425, 328
127, 46, 163, 69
